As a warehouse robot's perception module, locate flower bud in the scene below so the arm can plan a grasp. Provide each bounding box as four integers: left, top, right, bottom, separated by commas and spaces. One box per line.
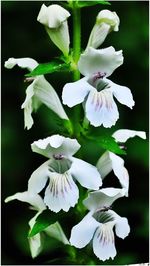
37, 4, 71, 56
86, 10, 120, 49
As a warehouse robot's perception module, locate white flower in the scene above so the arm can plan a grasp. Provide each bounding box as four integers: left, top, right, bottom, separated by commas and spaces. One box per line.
70, 188, 130, 261
37, 4, 70, 56
5, 191, 69, 258
28, 134, 102, 213
4, 57, 69, 130
62, 47, 135, 128
87, 10, 120, 49
96, 129, 146, 196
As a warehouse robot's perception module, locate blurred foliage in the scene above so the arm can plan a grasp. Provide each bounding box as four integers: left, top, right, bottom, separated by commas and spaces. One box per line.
2, 1, 149, 265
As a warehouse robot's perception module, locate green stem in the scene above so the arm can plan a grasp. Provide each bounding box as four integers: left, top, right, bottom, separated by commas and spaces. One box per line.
72, 6, 81, 138
82, 116, 90, 131
72, 6, 81, 80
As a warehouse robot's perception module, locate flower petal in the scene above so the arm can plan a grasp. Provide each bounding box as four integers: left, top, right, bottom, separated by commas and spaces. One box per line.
86, 23, 110, 49
109, 152, 129, 195
62, 78, 91, 107
96, 151, 112, 179
78, 46, 123, 77
31, 135, 80, 158
86, 10, 119, 49
85, 88, 119, 127
28, 160, 50, 194
70, 212, 99, 248
28, 211, 43, 258
33, 76, 69, 120
46, 21, 70, 57
112, 129, 146, 143
22, 76, 68, 130
45, 222, 69, 245
5, 191, 46, 211
108, 210, 130, 239
97, 10, 120, 32
93, 223, 116, 261
70, 157, 102, 190
108, 79, 135, 109
115, 217, 130, 239
21, 80, 38, 130
37, 4, 70, 56
28, 233, 42, 258
44, 172, 79, 212
83, 187, 126, 211
4, 57, 38, 71
37, 4, 70, 28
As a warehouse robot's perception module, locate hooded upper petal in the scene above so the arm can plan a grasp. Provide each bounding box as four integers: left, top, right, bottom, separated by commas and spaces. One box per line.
78, 47, 123, 78
97, 10, 120, 32
83, 187, 126, 212
70, 212, 99, 248
37, 4, 70, 28
108, 79, 135, 109
31, 135, 80, 159
113, 129, 146, 143
85, 87, 119, 127
5, 191, 46, 212
4, 57, 38, 71
70, 157, 102, 190
62, 77, 91, 107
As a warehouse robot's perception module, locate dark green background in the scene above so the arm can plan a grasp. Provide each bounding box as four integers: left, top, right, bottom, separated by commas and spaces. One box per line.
2, 1, 149, 265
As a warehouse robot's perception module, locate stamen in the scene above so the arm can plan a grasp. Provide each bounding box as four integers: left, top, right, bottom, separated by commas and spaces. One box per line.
53, 154, 64, 160
95, 205, 112, 213
117, 142, 127, 150
24, 77, 35, 83
93, 72, 106, 82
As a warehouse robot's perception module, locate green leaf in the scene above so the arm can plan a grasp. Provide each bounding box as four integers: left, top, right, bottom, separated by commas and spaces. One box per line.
77, 0, 111, 8
25, 60, 71, 77
86, 134, 126, 155
28, 210, 65, 237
